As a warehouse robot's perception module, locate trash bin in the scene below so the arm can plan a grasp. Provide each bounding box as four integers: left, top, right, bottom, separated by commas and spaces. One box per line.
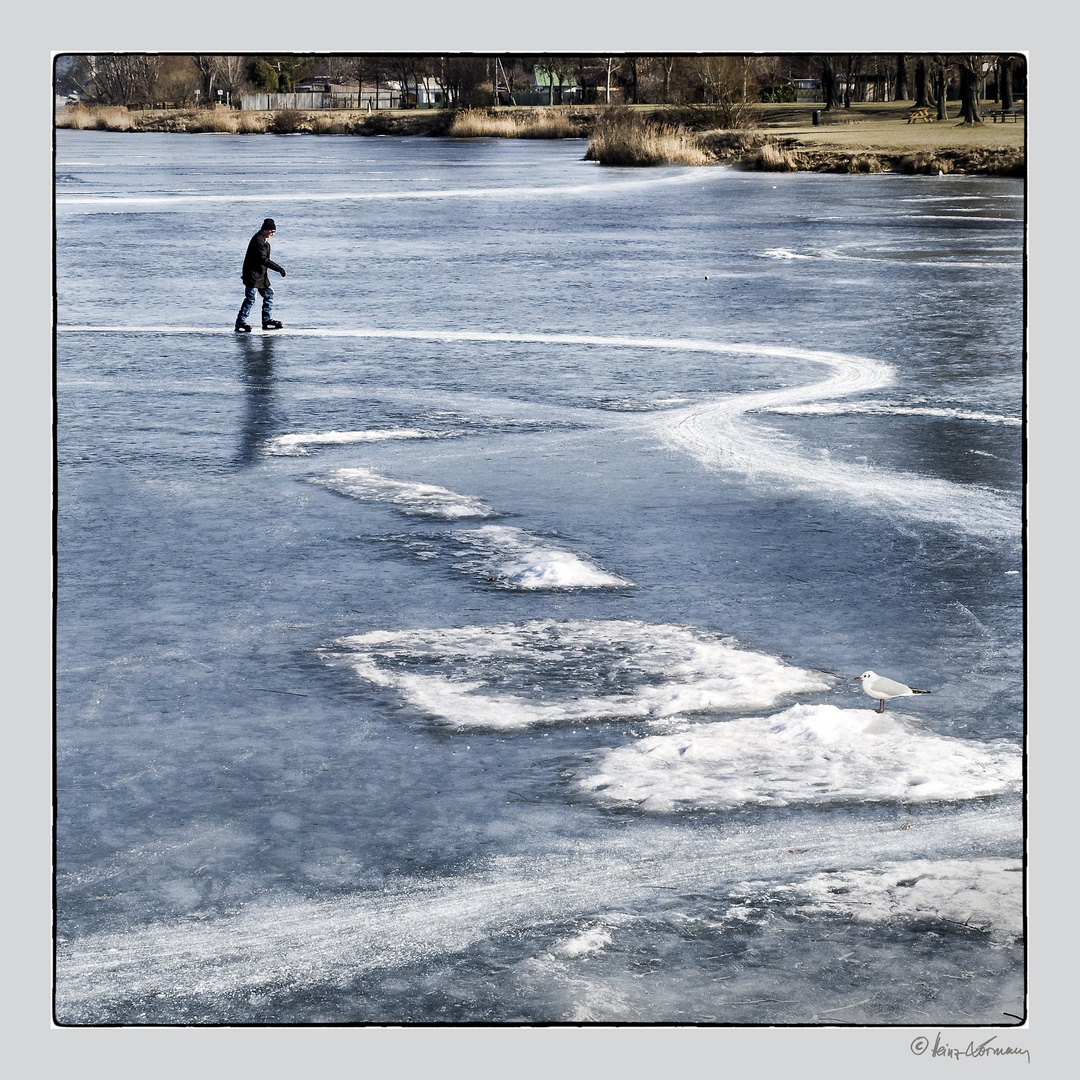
812, 110, 821, 126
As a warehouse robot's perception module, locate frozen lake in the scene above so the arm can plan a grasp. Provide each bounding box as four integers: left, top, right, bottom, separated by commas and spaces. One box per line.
55, 129, 1024, 1024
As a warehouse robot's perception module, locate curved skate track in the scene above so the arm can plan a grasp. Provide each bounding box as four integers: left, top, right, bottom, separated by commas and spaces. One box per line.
60, 325, 1020, 539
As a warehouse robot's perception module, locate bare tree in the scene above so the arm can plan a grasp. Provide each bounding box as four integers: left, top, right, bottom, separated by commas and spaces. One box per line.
955, 54, 987, 123
535, 55, 558, 105
216, 56, 248, 100
894, 54, 909, 101
601, 57, 619, 105
439, 55, 487, 107
624, 56, 641, 105
818, 55, 842, 109
997, 53, 1021, 110
913, 56, 930, 107
690, 56, 754, 126
931, 55, 950, 120
384, 54, 417, 107
190, 55, 220, 102
79, 54, 163, 106
156, 55, 200, 106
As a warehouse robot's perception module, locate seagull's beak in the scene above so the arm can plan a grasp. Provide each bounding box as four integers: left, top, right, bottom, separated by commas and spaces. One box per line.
853, 676, 863, 681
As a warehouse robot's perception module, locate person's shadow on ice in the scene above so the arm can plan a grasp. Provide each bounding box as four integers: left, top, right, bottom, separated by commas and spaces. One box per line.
236, 333, 279, 466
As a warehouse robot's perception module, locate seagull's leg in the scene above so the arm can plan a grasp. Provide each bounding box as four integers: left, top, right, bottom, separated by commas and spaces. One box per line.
877, 699, 885, 713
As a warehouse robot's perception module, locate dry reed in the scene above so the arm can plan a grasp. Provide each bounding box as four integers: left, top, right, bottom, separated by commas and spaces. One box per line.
56, 105, 134, 131
584, 109, 708, 166
449, 109, 519, 138
748, 141, 800, 171
449, 108, 583, 140
515, 109, 583, 139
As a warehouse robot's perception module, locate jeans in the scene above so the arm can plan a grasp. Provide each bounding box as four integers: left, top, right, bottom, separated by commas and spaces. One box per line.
237, 285, 274, 326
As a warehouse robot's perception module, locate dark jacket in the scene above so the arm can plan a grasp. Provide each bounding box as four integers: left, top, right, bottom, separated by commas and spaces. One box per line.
241, 232, 285, 289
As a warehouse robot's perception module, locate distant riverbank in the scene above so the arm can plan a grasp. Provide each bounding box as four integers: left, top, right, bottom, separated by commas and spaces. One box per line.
55, 101, 1024, 176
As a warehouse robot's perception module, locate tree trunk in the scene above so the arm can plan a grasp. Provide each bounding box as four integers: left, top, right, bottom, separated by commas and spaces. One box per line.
895, 54, 908, 101
1000, 56, 1014, 109
821, 56, 841, 110
958, 64, 983, 123
914, 58, 929, 107
935, 64, 949, 120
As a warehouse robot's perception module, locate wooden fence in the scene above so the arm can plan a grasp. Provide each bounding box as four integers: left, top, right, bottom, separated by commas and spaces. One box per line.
239, 91, 405, 111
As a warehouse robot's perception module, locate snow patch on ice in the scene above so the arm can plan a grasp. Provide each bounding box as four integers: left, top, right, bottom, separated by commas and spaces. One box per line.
311, 466, 495, 519
577, 703, 1021, 810
268, 429, 445, 455
759, 248, 814, 260
551, 926, 613, 958
331, 620, 828, 730
730, 858, 1023, 941
455, 525, 633, 590
760, 402, 1021, 426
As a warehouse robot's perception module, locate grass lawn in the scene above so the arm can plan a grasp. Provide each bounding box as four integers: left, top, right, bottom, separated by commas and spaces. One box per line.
747, 100, 1024, 153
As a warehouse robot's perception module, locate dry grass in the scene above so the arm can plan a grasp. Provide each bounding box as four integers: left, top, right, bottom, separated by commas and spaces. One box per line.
184, 109, 241, 134
237, 112, 270, 134
515, 109, 584, 139
747, 141, 801, 171
789, 118, 1024, 154
55, 104, 276, 134
449, 109, 520, 138
56, 105, 134, 131
585, 109, 709, 166
448, 108, 584, 139
309, 114, 352, 135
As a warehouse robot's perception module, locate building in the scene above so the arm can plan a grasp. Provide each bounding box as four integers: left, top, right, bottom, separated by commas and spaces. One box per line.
496, 65, 584, 106
239, 81, 405, 111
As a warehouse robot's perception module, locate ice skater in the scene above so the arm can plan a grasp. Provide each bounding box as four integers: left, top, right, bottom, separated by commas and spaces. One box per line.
235, 218, 286, 332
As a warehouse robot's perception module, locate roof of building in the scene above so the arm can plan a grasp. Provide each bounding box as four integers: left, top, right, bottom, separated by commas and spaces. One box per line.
532, 67, 579, 88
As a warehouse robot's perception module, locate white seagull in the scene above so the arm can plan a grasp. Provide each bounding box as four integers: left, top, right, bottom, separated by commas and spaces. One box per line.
855, 670, 930, 713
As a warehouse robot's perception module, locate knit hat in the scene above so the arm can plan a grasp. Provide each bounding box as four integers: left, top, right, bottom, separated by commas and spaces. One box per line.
262, 218, 277, 231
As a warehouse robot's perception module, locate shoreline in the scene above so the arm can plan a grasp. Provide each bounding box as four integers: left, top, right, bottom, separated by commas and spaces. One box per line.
55, 102, 1025, 177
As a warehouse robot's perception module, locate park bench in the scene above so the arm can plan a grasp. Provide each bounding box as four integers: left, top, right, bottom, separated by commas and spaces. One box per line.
989, 108, 1023, 122
907, 108, 935, 123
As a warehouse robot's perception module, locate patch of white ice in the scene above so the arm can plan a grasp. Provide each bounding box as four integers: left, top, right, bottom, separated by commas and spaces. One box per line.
577, 703, 1021, 810
331, 620, 828, 730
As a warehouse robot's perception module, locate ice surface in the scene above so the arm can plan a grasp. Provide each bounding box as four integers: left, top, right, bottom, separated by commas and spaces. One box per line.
331, 620, 829, 730
311, 466, 496, 519
55, 811, 1020, 1023
55, 326, 1020, 530
577, 703, 1021, 811
54, 164, 712, 211
55, 134, 1024, 1024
